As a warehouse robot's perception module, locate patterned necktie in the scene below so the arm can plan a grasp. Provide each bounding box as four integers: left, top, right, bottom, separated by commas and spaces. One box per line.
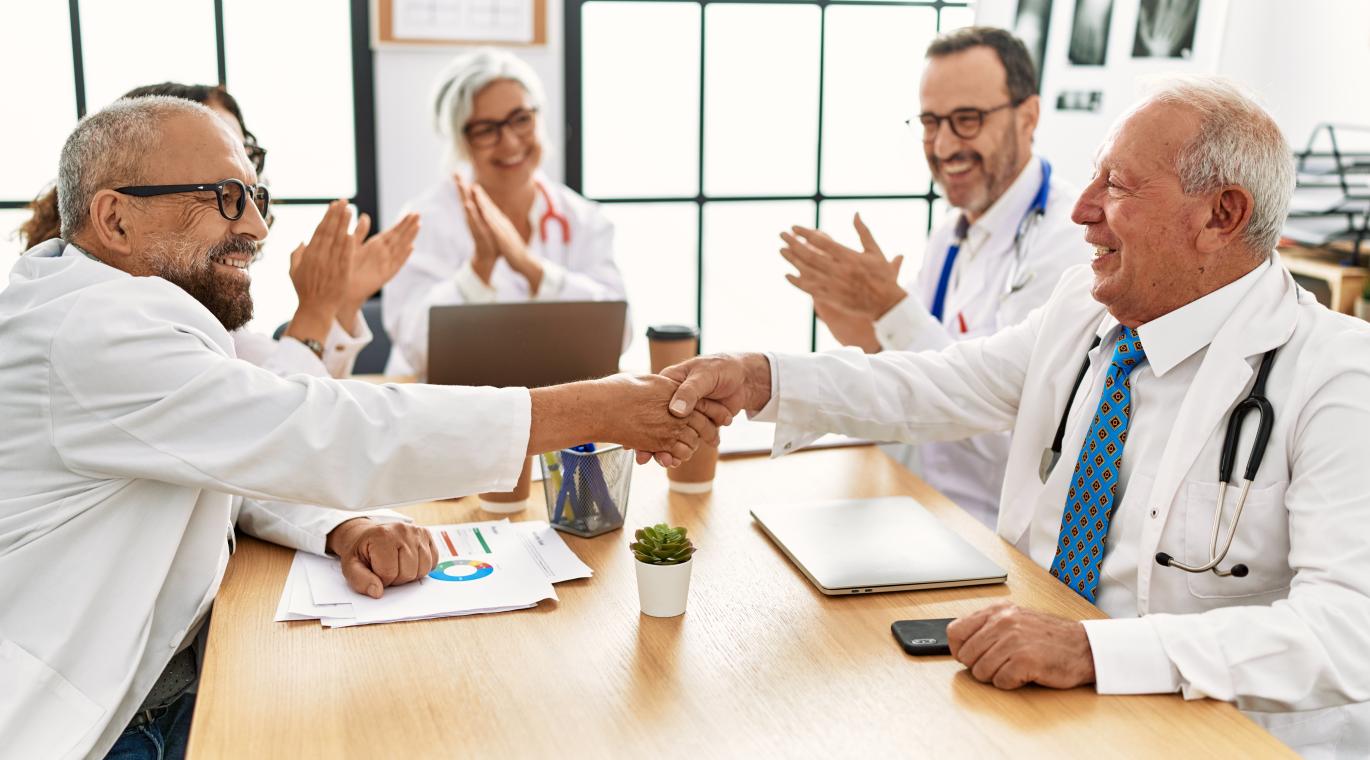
1049, 327, 1147, 602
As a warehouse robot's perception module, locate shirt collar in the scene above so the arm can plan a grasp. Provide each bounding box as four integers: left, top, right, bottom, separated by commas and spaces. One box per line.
961, 155, 1045, 250
1093, 258, 1271, 377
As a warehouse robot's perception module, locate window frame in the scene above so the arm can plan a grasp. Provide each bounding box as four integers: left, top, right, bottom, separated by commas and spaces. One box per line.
0, 0, 379, 226
564, 0, 971, 352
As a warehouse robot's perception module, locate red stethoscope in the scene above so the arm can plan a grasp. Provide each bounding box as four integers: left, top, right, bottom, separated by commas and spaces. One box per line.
534, 180, 571, 246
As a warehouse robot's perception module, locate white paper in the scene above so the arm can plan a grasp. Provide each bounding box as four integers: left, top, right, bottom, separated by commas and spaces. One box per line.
391, 0, 534, 44
277, 519, 587, 628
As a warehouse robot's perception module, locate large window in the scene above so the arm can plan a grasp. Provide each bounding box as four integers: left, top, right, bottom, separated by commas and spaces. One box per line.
567, 0, 973, 370
0, 0, 377, 335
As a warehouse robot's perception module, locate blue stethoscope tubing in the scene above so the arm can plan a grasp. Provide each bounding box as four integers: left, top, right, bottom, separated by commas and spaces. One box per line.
1040, 336, 1279, 579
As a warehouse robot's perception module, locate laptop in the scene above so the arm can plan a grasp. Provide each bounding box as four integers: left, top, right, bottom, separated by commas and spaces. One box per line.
750, 496, 1007, 595
427, 301, 626, 387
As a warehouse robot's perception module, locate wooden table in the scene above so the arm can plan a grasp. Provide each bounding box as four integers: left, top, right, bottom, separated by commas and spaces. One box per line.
1281, 244, 1368, 315
188, 447, 1289, 758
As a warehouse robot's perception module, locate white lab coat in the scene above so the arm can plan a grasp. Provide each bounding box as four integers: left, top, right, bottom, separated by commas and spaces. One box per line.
232, 313, 372, 379
0, 241, 531, 759
759, 255, 1370, 758
873, 157, 1088, 528
382, 171, 629, 377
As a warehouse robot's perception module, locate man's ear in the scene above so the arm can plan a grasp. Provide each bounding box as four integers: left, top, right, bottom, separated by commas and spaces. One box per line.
85, 189, 138, 259
1016, 94, 1041, 144
1196, 185, 1254, 254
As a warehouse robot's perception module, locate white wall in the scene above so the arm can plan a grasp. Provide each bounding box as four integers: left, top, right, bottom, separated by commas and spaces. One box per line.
977, 0, 1370, 188
372, 0, 566, 226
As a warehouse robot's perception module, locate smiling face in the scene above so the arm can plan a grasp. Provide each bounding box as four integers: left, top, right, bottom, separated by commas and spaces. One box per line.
1072, 100, 1222, 326
919, 46, 1037, 221
464, 78, 542, 195
122, 110, 268, 330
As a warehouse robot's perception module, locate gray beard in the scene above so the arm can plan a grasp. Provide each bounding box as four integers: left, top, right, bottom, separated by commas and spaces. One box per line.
145, 233, 255, 332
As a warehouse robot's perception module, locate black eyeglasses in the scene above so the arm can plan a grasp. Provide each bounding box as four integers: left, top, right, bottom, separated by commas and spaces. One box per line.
115, 178, 270, 222
909, 100, 1022, 141
463, 107, 538, 149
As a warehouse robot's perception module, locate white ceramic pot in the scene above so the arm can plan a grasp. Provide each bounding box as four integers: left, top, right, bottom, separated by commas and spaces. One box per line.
635, 559, 693, 617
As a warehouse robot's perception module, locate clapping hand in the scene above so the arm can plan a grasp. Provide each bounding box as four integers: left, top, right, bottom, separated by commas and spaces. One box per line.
780, 214, 906, 322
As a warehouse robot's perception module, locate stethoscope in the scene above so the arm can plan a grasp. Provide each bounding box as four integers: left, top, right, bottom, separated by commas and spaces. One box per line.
930, 159, 1051, 323
533, 179, 571, 246
1003, 158, 1052, 297
1039, 333, 1279, 579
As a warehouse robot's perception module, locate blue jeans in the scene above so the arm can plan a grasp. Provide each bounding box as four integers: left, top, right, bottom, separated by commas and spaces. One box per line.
103, 692, 196, 760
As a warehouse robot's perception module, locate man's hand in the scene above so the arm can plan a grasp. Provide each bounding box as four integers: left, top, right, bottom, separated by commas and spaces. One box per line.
660, 353, 773, 421
527, 374, 733, 469
285, 200, 355, 346
337, 212, 421, 331
779, 214, 907, 320
946, 602, 1097, 690
815, 299, 880, 354
325, 518, 438, 599
455, 175, 501, 285
596, 374, 731, 467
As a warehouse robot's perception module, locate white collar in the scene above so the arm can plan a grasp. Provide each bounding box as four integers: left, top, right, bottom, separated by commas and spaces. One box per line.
1094, 258, 1271, 377
960, 155, 1045, 251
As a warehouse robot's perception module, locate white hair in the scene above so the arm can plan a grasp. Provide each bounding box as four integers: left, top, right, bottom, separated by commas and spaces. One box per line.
57, 96, 215, 240
1142, 76, 1294, 255
431, 48, 548, 164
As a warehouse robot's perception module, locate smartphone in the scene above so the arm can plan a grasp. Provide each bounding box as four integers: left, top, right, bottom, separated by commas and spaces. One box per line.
891, 618, 954, 656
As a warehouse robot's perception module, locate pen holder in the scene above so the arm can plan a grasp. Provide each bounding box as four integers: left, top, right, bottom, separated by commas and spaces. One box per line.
540, 444, 633, 538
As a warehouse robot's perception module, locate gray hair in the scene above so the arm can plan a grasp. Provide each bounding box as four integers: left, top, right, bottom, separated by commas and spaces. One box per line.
1143, 76, 1294, 254
431, 48, 547, 163
58, 96, 215, 240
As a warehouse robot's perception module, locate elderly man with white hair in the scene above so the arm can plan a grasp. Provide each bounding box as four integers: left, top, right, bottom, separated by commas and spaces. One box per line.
662, 77, 1370, 757
0, 96, 724, 760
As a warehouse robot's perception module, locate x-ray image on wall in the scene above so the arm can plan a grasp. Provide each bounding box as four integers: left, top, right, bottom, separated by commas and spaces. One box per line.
1068, 0, 1114, 66
1132, 0, 1200, 59
1013, 0, 1053, 90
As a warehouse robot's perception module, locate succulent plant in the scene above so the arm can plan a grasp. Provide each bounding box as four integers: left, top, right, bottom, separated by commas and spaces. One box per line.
629, 523, 696, 565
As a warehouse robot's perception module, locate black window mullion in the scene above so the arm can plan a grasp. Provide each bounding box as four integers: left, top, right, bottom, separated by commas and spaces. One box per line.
568, 0, 971, 355
811, 1, 828, 352
68, 0, 86, 118
214, 0, 227, 86
695, 1, 707, 346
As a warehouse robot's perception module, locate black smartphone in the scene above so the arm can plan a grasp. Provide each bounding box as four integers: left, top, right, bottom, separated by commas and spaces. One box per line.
891, 618, 954, 656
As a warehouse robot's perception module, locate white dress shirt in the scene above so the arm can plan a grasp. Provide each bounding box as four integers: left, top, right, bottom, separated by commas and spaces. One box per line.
0, 241, 532, 759
872, 156, 1088, 528
382, 171, 629, 377
756, 255, 1370, 757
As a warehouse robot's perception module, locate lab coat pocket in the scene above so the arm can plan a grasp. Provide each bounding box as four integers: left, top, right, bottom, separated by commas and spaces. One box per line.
0, 638, 105, 759
1183, 480, 1293, 600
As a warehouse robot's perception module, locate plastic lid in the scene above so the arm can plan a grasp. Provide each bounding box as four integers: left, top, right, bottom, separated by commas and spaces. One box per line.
646, 324, 699, 341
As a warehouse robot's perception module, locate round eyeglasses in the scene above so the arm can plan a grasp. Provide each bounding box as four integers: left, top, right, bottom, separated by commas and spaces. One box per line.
908, 100, 1023, 142
463, 107, 538, 149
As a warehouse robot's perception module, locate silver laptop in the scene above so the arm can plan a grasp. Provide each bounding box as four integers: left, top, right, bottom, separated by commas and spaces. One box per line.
427, 301, 626, 387
750, 496, 1007, 595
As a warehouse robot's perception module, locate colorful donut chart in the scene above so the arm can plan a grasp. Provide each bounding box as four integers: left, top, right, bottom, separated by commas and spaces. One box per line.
428, 559, 494, 582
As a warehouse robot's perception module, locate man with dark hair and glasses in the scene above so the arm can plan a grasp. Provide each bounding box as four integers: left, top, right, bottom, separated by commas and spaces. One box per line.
779, 26, 1090, 528
0, 96, 725, 759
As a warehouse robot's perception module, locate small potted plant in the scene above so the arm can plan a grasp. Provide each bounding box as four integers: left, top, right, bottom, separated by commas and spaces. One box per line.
629, 523, 696, 617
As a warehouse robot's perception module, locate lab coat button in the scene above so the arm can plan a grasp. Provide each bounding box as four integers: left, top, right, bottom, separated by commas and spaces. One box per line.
783, 442, 792, 451
1150, 508, 1158, 518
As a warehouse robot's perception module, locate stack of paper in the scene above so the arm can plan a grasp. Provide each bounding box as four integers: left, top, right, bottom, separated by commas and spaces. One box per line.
275, 520, 592, 628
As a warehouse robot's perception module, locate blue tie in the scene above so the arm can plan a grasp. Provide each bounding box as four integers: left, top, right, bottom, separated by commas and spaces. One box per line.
1049, 327, 1147, 602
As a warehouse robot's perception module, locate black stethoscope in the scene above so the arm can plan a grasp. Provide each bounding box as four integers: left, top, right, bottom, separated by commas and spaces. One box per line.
1038, 333, 1279, 579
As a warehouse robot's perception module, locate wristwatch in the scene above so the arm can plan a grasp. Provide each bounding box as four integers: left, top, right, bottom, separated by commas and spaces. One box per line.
297, 337, 325, 359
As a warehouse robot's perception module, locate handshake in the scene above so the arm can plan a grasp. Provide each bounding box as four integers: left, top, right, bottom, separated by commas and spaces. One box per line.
530, 353, 777, 467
